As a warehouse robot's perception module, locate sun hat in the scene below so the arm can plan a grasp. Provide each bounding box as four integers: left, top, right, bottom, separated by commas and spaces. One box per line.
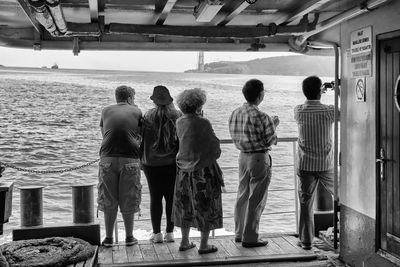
150, 85, 173, 105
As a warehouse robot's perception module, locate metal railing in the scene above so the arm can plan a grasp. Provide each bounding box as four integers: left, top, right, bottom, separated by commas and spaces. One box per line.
113, 137, 299, 243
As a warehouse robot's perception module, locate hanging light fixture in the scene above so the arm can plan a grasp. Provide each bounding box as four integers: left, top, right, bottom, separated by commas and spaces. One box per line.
194, 0, 224, 22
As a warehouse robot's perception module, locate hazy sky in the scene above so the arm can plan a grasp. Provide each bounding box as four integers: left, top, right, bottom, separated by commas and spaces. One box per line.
0, 46, 294, 72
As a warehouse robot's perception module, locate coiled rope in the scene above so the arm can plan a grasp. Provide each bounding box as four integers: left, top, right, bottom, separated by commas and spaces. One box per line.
0, 159, 100, 174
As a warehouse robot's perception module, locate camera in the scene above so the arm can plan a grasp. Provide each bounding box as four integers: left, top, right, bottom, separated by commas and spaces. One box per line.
321, 81, 335, 93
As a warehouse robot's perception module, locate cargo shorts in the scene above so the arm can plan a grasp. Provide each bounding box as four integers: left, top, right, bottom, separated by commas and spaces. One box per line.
97, 157, 142, 214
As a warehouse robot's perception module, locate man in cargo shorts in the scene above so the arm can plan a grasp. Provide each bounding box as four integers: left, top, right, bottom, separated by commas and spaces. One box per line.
98, 85, 142, 247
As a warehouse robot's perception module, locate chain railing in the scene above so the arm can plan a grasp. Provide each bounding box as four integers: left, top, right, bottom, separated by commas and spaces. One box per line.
0, 159, 100, 174
0, 137, 299, 242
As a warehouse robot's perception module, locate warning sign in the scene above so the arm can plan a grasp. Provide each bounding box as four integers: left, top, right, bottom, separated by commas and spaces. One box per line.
351, 26, 372, 55
355, 77, 366, 102
350, 26, 372, 78
350, 52, 372, 78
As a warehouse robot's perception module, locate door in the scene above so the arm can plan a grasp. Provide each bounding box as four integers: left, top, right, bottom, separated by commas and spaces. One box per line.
378, 35, 400, 259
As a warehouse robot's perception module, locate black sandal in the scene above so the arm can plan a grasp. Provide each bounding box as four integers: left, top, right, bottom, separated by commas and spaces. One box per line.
179, 242, 196, 251
198, 245, 218, 254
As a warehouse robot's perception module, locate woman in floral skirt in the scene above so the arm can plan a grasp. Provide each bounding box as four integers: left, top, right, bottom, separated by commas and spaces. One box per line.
173, 88, 224, 254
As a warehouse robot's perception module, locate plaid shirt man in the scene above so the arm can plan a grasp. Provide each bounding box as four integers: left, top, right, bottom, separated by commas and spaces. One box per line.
229, 103, 277, 152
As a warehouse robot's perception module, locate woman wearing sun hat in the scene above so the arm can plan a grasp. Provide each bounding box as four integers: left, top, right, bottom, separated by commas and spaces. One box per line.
141, 85, 181, 243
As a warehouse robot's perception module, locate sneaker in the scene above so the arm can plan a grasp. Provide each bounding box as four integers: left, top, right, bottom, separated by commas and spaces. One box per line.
164, 232, 175, 243
150, 232, 163, 243
125, 236, 138, 246
101, 237, 113, 247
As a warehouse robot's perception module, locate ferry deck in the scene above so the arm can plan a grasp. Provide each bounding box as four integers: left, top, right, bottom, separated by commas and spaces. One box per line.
1, 0, 400, 266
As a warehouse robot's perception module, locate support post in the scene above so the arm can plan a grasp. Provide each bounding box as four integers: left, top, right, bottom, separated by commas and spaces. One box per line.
72, 184, 94, 224
73, 37, 80, 56
292, 141, 299, 234
20, 186, 44, 227
332, 42, 340, 250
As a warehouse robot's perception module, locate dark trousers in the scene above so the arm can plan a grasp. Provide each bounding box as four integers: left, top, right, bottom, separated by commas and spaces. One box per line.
143, 164, 176, 233
297, 169, 334, 244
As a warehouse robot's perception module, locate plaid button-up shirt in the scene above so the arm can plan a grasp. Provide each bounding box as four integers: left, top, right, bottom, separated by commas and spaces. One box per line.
229, 103, 277, 152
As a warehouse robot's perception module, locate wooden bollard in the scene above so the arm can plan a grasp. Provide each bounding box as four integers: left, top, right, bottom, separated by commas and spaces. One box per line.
72, 184, 94, 224
20, 186, 44, 227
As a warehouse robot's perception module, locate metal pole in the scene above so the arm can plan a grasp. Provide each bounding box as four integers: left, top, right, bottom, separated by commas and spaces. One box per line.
72, 184, 94, 224
114, 220, 119, 243
307, 41, 341, 249
293, 141, 299, 234
20, 186, 44, 227
332, 43, 340, 250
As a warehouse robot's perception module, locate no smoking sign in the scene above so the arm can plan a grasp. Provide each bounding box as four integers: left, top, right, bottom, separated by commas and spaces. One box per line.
355, 77, 366, 102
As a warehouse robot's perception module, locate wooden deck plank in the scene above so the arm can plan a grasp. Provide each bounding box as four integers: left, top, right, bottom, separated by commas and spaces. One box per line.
283, 235, 307, 253
126, 243, 143, 262
231, 239, 259, 256
153, 242, 174, 261
267, 238, 285, 255
166, 239, 199, 260
270, 237, 299, 253
97, 235, 326, 266
197, 239, 219, 259
88, 246, 99, 267
253, 245, 271, 255
211, 239, 231, 259
98, 246, 113, 264
218, 238, 243, 257
112, 245, 129, 263
140, 243, 158, 262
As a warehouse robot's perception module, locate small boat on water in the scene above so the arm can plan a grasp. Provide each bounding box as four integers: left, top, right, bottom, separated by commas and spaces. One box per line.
0, 0, 400, 266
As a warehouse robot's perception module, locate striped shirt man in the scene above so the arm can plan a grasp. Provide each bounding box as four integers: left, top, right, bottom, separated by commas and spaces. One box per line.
294, 100, 334, 171
229, 103, 277, 152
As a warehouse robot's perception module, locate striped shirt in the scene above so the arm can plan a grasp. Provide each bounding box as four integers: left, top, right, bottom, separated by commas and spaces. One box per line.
229, 103, 277, 152
294, 100, 334, 171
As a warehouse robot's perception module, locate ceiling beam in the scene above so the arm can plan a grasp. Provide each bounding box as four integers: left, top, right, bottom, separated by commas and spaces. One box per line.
108, 23, 311, 38
16, 0, 41, 33
275, 0, 331, 25
154, 0, 177, 25
88, 0, 99, 22
218, 1, 249, 26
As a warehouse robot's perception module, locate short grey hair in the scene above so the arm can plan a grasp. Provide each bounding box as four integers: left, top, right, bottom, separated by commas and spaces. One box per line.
176, 88, 207, 114
115, 85, 135, 103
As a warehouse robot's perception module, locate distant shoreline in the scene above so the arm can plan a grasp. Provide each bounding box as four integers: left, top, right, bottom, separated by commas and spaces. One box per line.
185, 55, 335, 77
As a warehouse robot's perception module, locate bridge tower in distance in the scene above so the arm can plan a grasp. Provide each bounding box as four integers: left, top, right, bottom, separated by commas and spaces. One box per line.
197, 51, 204, 71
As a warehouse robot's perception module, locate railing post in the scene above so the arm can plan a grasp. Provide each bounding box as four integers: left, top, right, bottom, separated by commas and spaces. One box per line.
114, 220, 119, 243
292, 141, 299, 235
72, 184, 94, 224
20, 186, 44, 227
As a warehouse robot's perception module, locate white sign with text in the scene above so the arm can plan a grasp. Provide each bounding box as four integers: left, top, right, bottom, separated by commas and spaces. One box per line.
350, 26, 372, 78
351, 26, 372, 55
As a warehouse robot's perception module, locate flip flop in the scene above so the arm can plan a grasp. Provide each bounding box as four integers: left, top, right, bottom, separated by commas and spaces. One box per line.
179, 242, 196, 251
198, 245, 218, 254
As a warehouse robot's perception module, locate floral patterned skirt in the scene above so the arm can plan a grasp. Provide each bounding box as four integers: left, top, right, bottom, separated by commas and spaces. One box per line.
172, 161, 223, 232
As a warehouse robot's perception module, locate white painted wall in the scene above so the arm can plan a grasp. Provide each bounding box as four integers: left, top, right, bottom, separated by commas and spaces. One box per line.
340, 1, 400, 219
